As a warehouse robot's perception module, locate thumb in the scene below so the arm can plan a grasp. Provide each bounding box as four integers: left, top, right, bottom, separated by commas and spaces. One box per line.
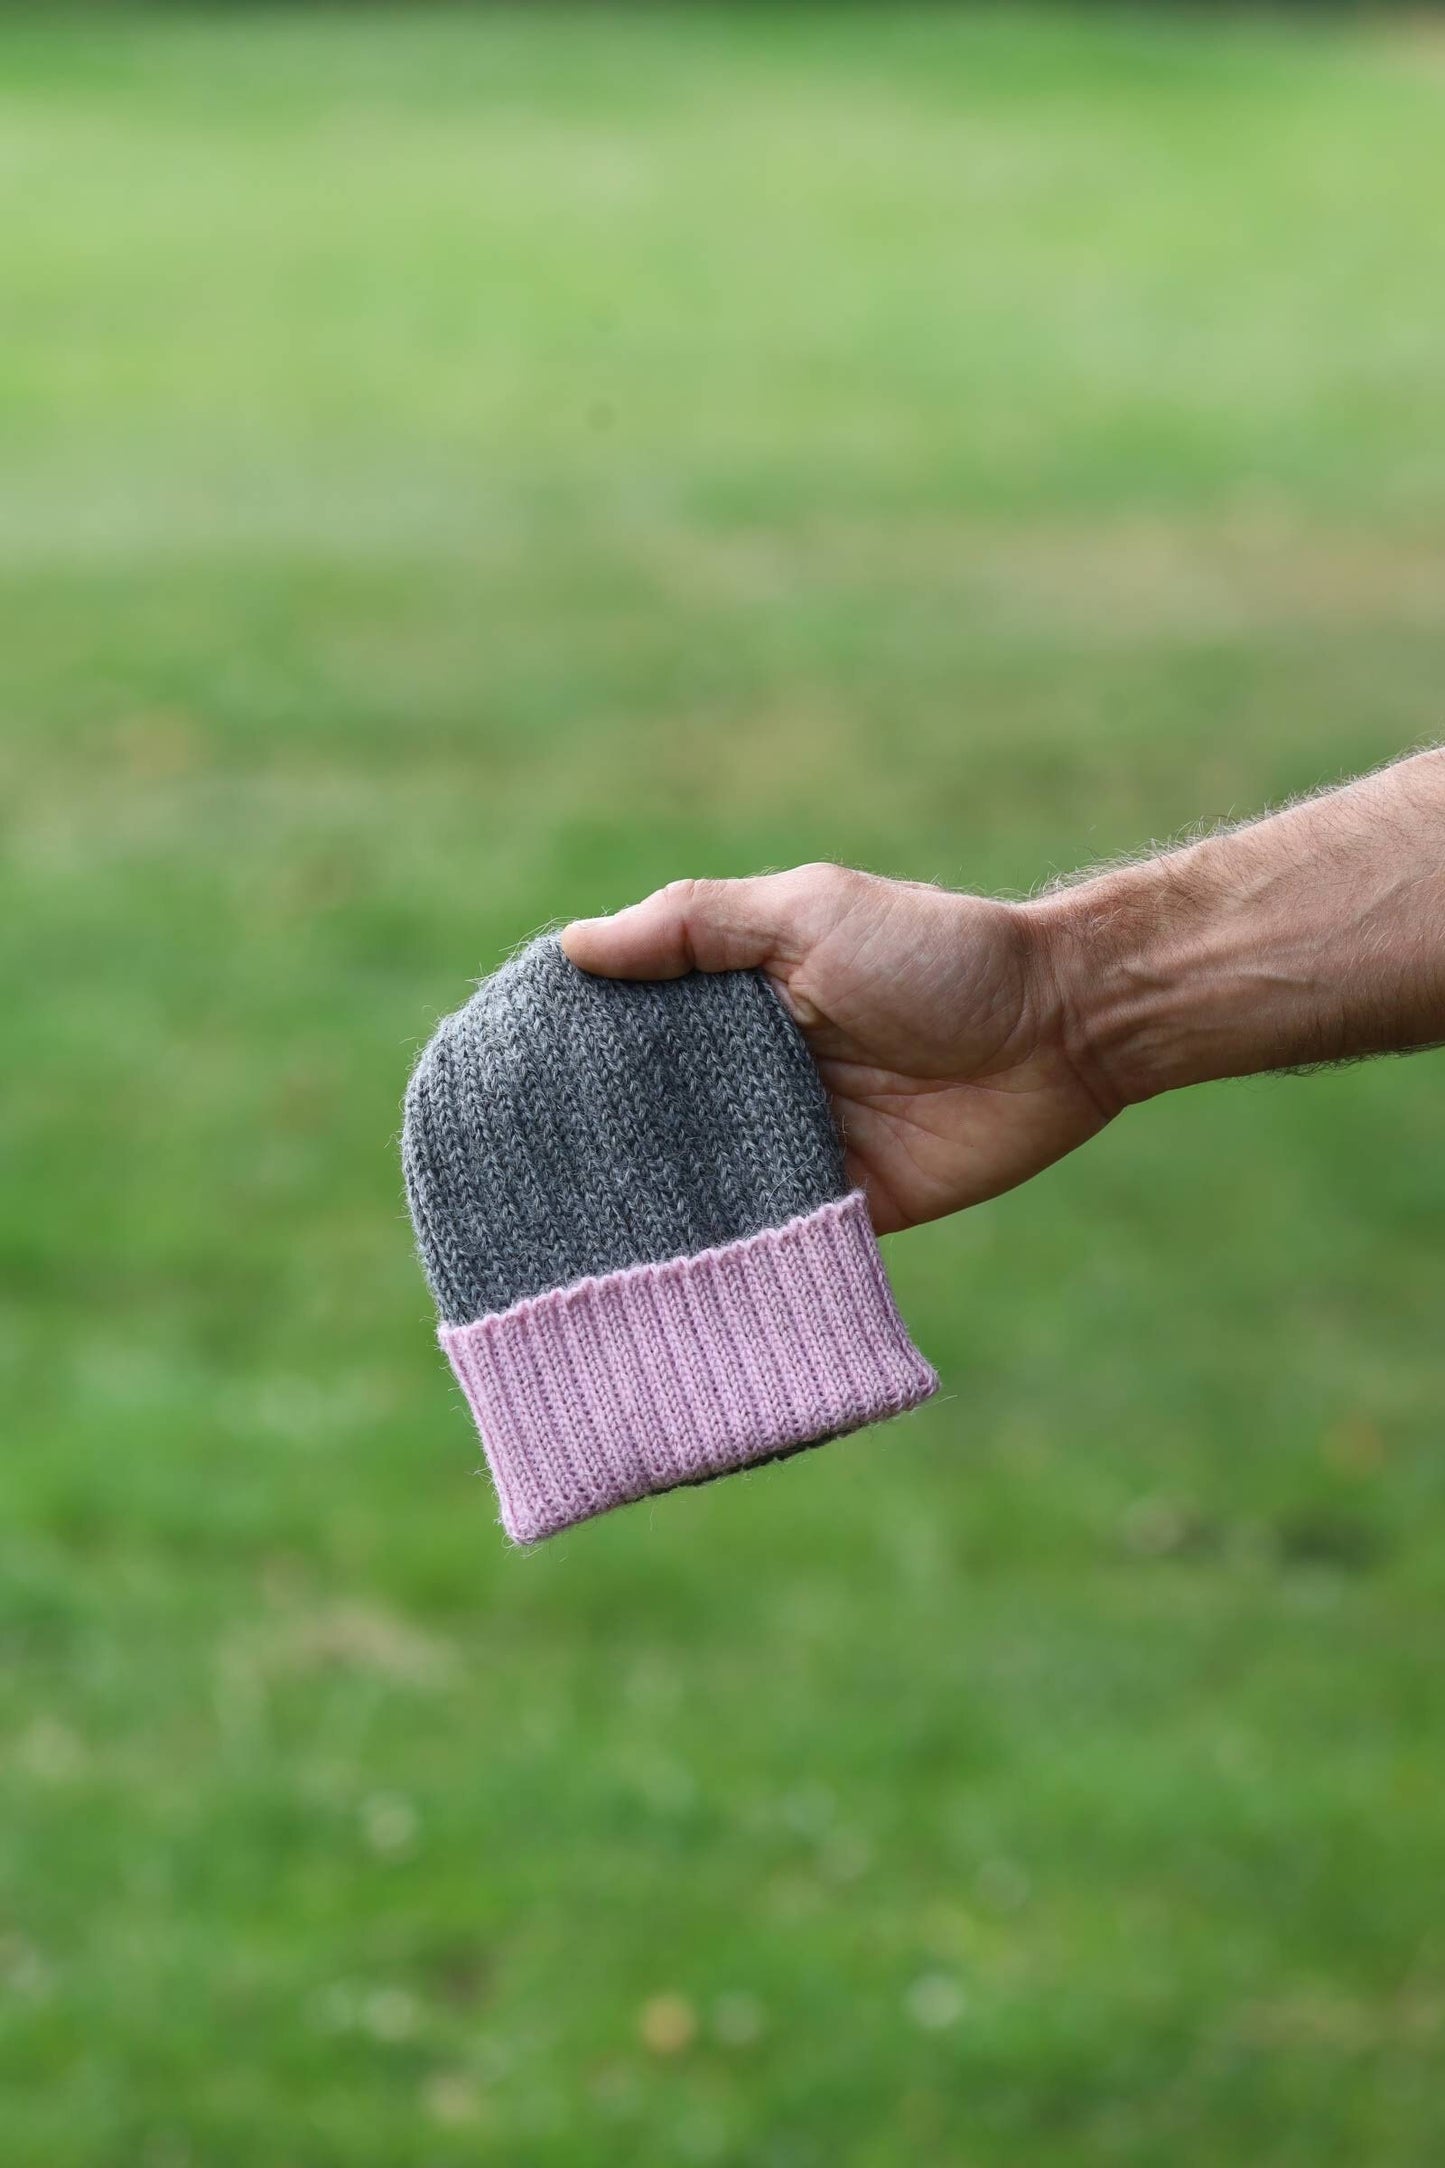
561, 872, 819, 980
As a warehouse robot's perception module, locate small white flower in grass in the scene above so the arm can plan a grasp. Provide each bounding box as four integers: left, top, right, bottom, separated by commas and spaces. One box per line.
712, 1992, 765, 2048
905, 1973, 966, 2032
360, 1791, 418, 1858
639, 1993, 697, 2055
17, 1717, 85, 1783
421, 2070, 483, 2127
364, 1987, 419, 2042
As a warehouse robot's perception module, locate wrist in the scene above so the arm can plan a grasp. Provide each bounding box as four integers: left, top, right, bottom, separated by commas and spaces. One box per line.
1019, 751, 1445, 1113
1026, 830, 1353, 1105
1023, 857, 1214, 1110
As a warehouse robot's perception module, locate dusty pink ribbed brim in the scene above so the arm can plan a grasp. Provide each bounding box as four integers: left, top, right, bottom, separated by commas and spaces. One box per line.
439, 1191, 937, 1544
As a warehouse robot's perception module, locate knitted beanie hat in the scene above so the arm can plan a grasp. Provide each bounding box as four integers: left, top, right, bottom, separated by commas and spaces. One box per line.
402, 935, 936, 1542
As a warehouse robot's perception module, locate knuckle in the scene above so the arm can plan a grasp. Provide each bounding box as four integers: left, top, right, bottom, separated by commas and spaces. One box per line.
791, 860, 862, 904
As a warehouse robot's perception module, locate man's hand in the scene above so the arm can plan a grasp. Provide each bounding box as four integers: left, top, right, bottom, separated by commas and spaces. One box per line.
563, 751, 1445, 1234
562, 867, 1116, 1234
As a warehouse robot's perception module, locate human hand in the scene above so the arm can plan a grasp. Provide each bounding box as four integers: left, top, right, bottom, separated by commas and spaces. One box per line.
561, 867, 1116, 1234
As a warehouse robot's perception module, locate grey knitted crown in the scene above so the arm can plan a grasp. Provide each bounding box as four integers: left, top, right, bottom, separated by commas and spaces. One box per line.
402, 935, 848, 1326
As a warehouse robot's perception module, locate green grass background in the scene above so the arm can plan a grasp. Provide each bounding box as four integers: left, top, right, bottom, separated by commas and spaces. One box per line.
4, 7, 1445, 2162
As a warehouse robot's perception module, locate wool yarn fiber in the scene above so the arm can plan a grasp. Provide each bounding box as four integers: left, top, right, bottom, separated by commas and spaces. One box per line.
403, 935, 936, 1541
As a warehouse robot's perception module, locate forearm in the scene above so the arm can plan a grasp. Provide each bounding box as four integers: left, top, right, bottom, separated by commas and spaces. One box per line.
1030, 749, 1445, 1107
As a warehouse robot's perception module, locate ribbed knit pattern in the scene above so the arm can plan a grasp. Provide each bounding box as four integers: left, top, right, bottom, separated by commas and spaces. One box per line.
441, 1193, 937, 1544
403, 935, 845, 1324
402, 935, 937, 1542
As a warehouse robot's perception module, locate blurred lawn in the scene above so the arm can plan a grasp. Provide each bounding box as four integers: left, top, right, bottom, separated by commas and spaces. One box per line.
4, 7, 1445, 2163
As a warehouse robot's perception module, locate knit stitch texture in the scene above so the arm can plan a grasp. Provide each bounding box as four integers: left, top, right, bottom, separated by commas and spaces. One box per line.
403, 935, 937, 1541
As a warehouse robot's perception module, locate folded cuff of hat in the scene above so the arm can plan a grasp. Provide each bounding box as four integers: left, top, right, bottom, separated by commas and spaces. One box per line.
438, 1190, 938, 1543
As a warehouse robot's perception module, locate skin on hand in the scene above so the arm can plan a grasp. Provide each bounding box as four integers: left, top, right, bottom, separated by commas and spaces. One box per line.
561, 867, 1117, 1236
561, 752, 1445, 1234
